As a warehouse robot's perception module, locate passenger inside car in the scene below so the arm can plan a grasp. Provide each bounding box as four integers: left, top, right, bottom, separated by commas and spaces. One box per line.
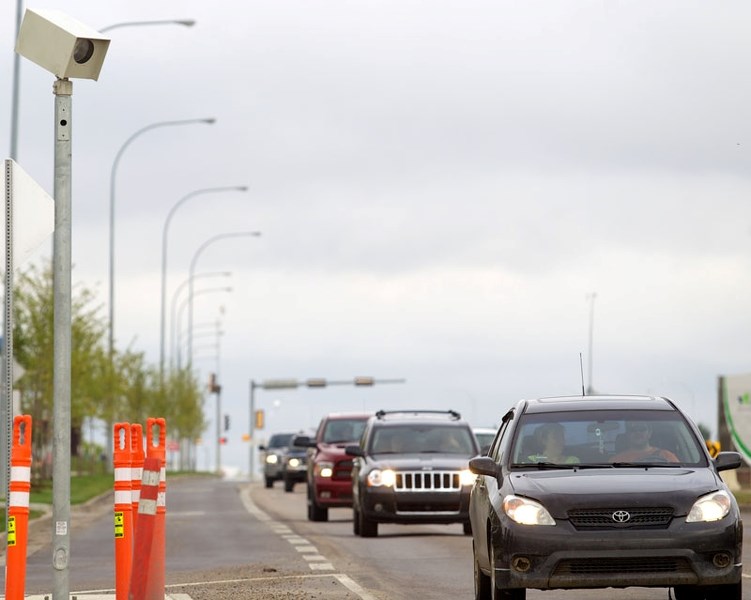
528, 423, 580, 464
611, 421, 679, 462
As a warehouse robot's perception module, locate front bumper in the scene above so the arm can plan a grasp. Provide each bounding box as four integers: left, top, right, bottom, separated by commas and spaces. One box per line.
313, 476, 354, 508
361, 487, 472, 525
491, 514, 742, 590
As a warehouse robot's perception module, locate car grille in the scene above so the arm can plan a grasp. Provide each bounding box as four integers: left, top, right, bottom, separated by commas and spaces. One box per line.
332, 460, 353, 480
394, 471, 461, 492
553, 556, 692, 576
568, 507, 674, 529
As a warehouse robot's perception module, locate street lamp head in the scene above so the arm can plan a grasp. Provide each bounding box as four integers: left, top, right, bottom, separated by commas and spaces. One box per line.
16, 9, 111, 80
202, 118, 217, 125
176, 19, 196, 27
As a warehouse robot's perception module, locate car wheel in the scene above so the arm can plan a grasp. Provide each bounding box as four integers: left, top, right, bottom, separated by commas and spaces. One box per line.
284, 476, 294, 492
264, 476, 274, 489
359, 508, 378, 537
673, 586, 705, 600
309, 498, 328, 522
353, 506, 361, 536
473, 541, 491, 600
463, 521, 472, 535
489, 541, 525, 600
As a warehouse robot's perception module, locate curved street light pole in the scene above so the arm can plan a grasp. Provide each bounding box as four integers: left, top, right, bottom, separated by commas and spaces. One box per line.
170, 272, 231, 371
99, 19, 195, 33
159, 186, 247, 382
176, 287, 231, 370
188, 232, 261, 369
108, 117, 215, 366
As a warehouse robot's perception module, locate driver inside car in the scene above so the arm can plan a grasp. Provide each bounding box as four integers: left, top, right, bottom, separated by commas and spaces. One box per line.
611, 422, 679, 462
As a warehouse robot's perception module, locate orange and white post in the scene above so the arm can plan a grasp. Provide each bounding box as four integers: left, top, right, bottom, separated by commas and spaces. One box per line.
130, 423, 145, 531
129, 456, 161, 600
5, 414, 32, 600
113, 422, 134, 600
145, 417, 167, 600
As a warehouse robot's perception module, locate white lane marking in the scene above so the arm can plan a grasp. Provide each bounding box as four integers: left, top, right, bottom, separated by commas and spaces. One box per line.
239, 486, 377, 597
303, 554, 328, 561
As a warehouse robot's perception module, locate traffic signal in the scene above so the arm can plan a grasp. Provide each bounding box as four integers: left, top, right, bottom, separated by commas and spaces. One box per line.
208, 372, 221, 393
255, 409, 264, 430
224, 415, 230, 431
219, 437, 228, 445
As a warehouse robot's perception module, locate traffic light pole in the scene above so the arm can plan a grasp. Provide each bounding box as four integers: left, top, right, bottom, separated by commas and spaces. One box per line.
246, 376, 405, 481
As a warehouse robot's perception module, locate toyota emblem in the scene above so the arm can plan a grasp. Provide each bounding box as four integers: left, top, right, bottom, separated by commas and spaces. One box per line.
612, 510, 631, 523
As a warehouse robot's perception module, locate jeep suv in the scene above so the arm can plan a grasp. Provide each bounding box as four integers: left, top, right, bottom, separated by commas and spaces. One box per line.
294, 413, 371, 521
469, 395, 743, 600
259, 432, 295, 488
346, 409, 479, 537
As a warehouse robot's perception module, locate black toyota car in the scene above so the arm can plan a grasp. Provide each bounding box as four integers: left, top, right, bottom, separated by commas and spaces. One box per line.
469, 395, 742, 600
346, 409, 479, 537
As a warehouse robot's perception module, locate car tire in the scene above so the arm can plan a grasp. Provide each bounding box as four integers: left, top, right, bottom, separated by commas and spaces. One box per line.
359, 508, 378, 538
473, 541, 491, 600
353, 506, 361, 536
463, 521, 472, 535
308, 489, 329, 522
284, 476, 295, 492
264, 476, 274, 489
490, 541, 525, 600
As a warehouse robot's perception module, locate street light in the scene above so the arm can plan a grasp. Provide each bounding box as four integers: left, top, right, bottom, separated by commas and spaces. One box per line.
188, 232, 261, 368
169, 272, 231, 370
159, 186, 247, 382
15, 9, 110, 599
176, 287, 231, 370
99, 19, 195, 33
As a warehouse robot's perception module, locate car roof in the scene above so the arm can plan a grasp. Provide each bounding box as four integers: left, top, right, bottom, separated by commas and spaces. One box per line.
321, 412, 373, 421
370, 409, 469, 425
521, 395, 677, 414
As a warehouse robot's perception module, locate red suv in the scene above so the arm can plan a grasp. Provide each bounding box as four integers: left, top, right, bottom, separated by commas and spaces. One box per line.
294, 413, 371, 521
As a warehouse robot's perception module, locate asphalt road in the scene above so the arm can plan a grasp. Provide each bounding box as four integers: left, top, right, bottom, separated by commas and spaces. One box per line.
2, 475, 751, 599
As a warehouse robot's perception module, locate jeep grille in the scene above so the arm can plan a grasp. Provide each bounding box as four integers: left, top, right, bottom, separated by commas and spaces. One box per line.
395, 471, 461, 491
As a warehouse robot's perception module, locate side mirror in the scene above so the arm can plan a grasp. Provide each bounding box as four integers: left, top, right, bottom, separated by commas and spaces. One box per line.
714, 451, 742, 472
345, 445, 365, 457
258, 445, 267, 451
469, 456, 501, 478
293, 436, 316, 448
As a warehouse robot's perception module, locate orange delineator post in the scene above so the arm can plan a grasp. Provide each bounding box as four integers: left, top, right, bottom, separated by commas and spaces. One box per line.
5, 414, 32, 600
145, 417, 167, 600
113, 422, 134, 600
130, 423, 145, 531
128, 456, 161, 600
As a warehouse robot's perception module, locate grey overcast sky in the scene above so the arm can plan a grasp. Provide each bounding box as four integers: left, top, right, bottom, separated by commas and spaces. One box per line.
3, 1, 751, 473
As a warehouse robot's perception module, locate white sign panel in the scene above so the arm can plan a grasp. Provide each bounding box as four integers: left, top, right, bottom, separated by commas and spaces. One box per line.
3, 159, 55, 266
722, 372, 751, 465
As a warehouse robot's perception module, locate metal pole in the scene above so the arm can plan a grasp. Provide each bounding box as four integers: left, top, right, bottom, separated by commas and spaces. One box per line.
249, 380, 256, 481
52, 77, 73, 600
215, 384, 221, 474
2, 160, 15, 520
587, 292, 597, 395
9, 0, 23, 160
159, 187, 245, 383
187, 231, 260, 369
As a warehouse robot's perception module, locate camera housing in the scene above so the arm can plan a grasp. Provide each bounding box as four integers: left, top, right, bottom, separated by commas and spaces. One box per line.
16, 9, 110, 80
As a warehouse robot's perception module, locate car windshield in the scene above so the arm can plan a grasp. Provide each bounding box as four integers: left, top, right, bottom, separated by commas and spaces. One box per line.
509, 410, 707, 467
322, 419, 368, 443
268, 433, 294, 448
370, 424, 477, 455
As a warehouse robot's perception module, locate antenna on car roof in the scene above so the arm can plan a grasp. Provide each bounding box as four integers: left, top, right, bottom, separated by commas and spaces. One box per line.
579, 353, 585, 396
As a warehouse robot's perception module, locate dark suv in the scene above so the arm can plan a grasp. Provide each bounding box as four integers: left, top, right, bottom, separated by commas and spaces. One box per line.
259, 432, 295, 488
294, 413, 371, 521
469, 395, 742, 600
346, 409, 480, 537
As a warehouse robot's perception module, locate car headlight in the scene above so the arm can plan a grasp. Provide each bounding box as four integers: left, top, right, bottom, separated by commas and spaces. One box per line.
265, 454, 278, 464
367, 468, 396, 487
503, 495, 555, 526
316, 461, 334, 478
687, 490, 732, 523
288, 457, 301, 468
460, 469, 477, 486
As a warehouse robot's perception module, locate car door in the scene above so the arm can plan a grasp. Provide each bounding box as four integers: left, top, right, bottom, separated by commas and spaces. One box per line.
471, 411, 513, 571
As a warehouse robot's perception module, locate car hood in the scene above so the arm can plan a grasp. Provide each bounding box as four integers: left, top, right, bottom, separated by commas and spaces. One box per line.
509, 467, 724, 517
370, 454, 472, 470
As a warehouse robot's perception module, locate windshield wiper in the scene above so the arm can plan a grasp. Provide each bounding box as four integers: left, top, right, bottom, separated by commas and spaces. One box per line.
611, 462, 682, 468
514, 462, 579, 470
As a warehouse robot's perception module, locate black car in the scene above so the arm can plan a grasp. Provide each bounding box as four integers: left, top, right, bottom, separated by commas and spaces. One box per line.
346, 409, 480, 537
259, 432, 295, 488
469, 394, 743, 600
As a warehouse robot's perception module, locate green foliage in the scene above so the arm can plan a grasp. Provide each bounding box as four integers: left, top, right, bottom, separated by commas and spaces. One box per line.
12, 262, 206, 465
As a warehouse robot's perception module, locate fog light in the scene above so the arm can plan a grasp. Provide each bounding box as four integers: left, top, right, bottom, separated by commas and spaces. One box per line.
320, 491, 331, 499
374, 503, 384, 512
512, 556, 532, 572
712, 552, 732, 568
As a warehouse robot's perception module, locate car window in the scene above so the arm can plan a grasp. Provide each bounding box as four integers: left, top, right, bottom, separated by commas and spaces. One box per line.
268, 433, 293, 448
369, 424, 477, 455
490, 417, 512, 463
509, 410, 707, 466
322, 419, 368, 443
